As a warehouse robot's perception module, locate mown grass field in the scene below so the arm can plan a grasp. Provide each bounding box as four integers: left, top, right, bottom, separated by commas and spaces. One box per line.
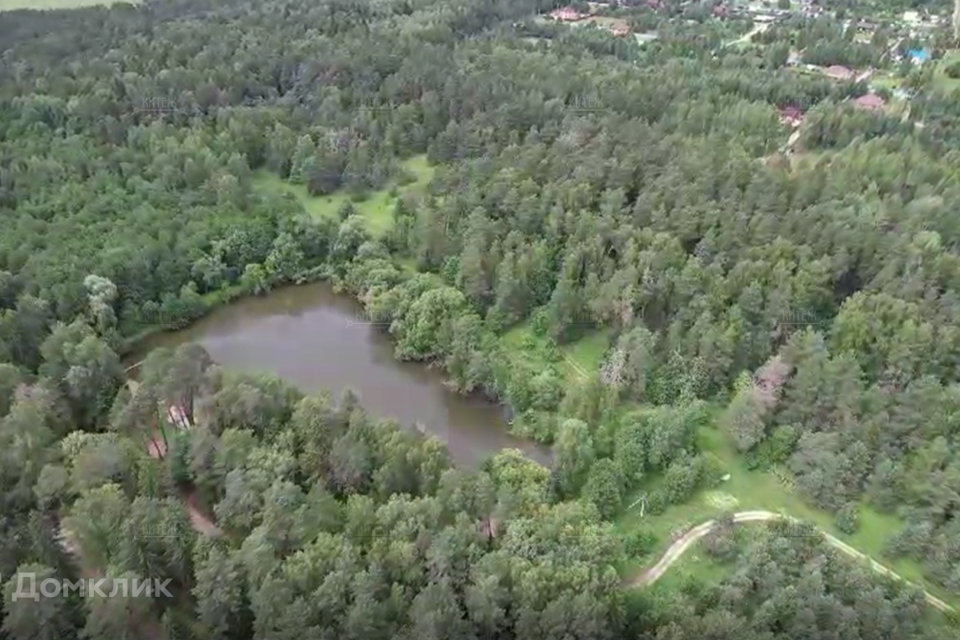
252, 155, 435, 237
0, 0, 134, 10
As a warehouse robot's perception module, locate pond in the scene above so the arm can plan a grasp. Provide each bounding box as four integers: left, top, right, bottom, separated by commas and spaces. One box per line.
132, 283, 551, 467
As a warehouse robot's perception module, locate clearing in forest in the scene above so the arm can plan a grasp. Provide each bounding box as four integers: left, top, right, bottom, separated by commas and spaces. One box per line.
617, 422, 960, 610
500, 322, 610, 384
252, 155, 435, 237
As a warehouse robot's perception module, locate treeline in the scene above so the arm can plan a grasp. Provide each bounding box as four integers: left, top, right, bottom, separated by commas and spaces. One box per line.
635, 519, 954, 640
5, 343, 625, 640
2, 0, 960, 629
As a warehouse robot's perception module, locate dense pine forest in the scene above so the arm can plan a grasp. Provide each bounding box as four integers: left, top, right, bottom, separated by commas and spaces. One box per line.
3, 0, 960, 637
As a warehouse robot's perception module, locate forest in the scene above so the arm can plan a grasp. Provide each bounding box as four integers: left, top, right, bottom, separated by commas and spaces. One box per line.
3, 0, 960, 637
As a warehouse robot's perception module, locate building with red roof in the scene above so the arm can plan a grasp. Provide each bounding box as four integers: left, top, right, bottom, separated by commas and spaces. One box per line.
823, 65, 854, 80
779, 105, 804, 127
550, 6, 586, 21
853, 93, 886, 111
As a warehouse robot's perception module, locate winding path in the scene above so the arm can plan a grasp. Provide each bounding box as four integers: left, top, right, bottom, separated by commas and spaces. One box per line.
626, 510, 954, 613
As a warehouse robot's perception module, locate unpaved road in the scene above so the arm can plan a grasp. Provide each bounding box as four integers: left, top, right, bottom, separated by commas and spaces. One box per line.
723, 21, 771, 48
626, 510, 954, 613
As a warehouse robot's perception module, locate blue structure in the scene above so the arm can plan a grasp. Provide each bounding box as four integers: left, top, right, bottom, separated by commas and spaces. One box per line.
908, 48, 930, 64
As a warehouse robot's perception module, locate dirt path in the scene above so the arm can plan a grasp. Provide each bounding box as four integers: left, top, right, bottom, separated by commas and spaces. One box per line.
563, 353, 590, 381
145, 436, 222, 537
723, 21, 770, 48
626, 511, 954, 613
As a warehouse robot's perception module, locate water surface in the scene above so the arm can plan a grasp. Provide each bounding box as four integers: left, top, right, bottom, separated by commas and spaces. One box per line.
135, 283, 550, 467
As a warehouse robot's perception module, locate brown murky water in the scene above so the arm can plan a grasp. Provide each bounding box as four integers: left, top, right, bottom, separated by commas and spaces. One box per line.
134, 283, 551, 467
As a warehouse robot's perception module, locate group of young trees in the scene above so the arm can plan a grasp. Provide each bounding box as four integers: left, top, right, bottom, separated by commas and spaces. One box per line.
3, 0, 960, 634
4, 340, 627, 640
637, 519, 956, 640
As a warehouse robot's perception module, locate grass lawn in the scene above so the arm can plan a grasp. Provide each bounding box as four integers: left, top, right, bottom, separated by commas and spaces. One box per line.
252, 155, 435, 237
0, 0, 133, 8
642, 527, 957, 629
500, 321, 611, 384
933, 50, 960, 94
617, 421, 960, 609
869, 73, 902, 90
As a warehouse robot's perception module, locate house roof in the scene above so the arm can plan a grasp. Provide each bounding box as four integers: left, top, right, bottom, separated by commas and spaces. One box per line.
908, 48, 930, 61
824, 65, 853, 79
550, 7, 584, 20
854, 93, 885, 110
780, 106, 803, 118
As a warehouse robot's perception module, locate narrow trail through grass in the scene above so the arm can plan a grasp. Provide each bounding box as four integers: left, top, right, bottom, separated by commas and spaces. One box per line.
626, 511, 954, 613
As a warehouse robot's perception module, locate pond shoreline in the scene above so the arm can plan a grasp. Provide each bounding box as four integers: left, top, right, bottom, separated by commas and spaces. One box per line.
123, 279, 552, 468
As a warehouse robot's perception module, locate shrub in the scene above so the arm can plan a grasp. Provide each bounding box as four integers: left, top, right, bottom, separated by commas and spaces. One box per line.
624, 528, 659, 557
945, 60, 960, 79
646, 490, 668, 515
835, 502, 861, 535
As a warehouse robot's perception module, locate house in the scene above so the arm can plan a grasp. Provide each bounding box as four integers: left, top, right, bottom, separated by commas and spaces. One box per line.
823, 65, 854, 80
908, 48, 930, 65
853, 93, 885, 112
608, 23, 632, 36
779, 105, 804, 127
550, 7, 586, 21
902, 10, 921, 25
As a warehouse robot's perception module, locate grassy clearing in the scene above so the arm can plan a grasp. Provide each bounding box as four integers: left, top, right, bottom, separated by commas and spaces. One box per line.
0, 0, 133, 9
933, 50, 960, 94
640, 523, 957, 628
252, 155, 435, 237
869, 73, 902, 90
500, 322, 610, 384
617, 422, 959, 609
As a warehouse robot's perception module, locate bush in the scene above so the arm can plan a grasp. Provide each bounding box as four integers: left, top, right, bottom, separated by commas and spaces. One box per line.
624, 528, 659, 557
337, 201, 357, 221
702, 528, 739, 562
646, 490, 668, 515
530, 307, 550, 336
945, 60, 960, 79
583, 458, 623, 519
396, 168, 417, 186
663, 455, 701, 504
835, 502, 861, 535
699, 453, 727, 489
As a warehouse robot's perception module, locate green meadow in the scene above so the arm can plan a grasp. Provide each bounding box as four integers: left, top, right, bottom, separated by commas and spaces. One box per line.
252, 155, 435, 237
